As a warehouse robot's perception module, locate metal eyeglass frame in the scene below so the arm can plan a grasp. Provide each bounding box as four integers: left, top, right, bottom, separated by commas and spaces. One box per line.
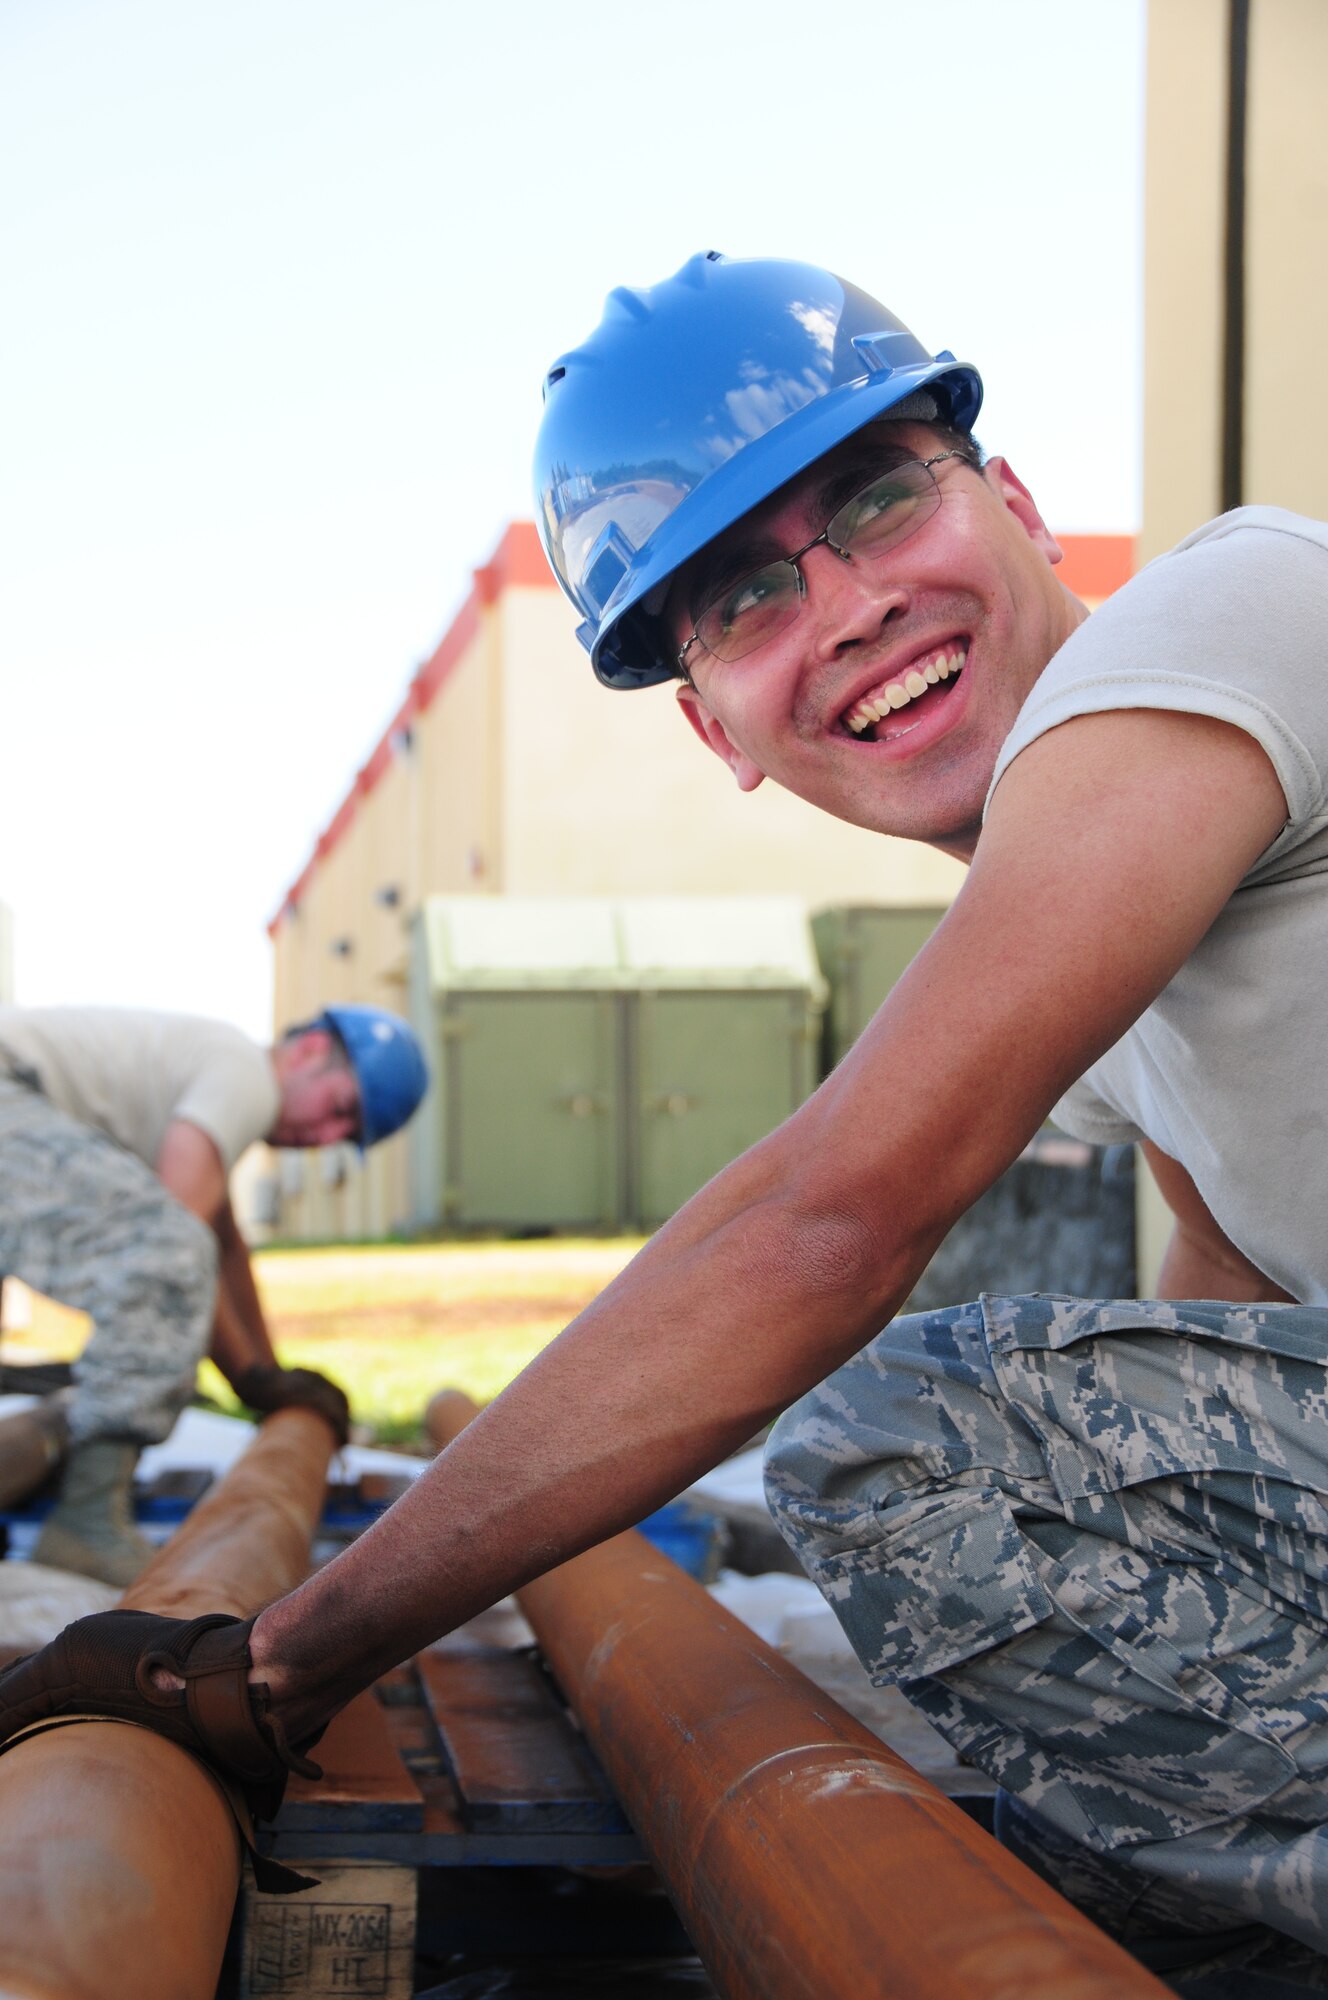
676, 450, 968, 678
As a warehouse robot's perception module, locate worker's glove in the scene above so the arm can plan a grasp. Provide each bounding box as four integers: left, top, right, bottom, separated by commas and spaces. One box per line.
0, 1610, 322, 1825
233, 1364, 351, 1446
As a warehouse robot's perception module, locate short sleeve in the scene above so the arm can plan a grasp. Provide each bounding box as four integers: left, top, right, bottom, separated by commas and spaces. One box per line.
985, 511, 1328, 858
171, 1038, 280, 1171
1050, 1073, 1143, 1148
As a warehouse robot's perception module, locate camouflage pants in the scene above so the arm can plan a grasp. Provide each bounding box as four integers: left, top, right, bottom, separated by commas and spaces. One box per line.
0, 1074, 217, 1445
765, 1295, 1328, 1958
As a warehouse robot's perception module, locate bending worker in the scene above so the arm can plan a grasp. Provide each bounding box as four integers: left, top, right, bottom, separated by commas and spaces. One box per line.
8, 254, 1328, 1980
0, 1001, 427, 1583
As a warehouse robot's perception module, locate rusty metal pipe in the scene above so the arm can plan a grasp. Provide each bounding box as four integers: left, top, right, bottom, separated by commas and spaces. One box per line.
0, 1397, 69, 1510
423, 1388, 478, 1452
427, 1388, 1168, 2000
121, 1406, 335, 1620
0, 1408, 334, 2000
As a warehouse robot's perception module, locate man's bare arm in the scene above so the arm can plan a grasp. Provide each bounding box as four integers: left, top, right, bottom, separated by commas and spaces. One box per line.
208, 1265, 282, 1384
211, 1199, 280, 1376
154, 1122, 275, 1379
154, 1118, 227, 1224
251, 708, 1287, 1736
1143, 1140, 1295, 1303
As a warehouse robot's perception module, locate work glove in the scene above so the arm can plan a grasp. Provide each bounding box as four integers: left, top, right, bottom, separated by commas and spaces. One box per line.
0, 1610, 321, 1824
233, 1364, 351, 1446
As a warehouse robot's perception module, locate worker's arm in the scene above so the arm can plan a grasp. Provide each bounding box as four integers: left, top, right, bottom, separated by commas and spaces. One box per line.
1143, 1140, 1295, 1303
154, 1121, 273, 1379
154, 1120, 346, 1431
240, 707, 1286, 1737
154, 1117, 227, 1225
210, 1199, 280, 1379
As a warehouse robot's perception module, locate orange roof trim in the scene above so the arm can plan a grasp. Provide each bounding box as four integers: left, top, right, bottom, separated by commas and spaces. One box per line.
475, 521, 556, 603
1055, 534, 1135, 602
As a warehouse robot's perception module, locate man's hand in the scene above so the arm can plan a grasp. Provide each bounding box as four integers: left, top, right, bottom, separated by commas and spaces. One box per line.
234, 1365, 351, 1446
0, 1610, 321, 1822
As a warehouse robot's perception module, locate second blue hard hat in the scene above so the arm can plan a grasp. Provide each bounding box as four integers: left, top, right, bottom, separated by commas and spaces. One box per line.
320, 1005, 429, 1151
534, 251, 983, 690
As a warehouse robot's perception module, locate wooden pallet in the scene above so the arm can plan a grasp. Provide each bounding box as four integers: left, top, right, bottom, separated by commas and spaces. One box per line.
240, 1636, 646, 1998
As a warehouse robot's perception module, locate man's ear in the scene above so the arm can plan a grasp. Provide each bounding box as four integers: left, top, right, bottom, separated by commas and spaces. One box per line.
983, 457, 1064, 568
675, 684, 766, 793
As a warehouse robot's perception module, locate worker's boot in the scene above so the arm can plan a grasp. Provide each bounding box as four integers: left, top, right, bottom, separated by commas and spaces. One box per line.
32, 1438, 155, 1589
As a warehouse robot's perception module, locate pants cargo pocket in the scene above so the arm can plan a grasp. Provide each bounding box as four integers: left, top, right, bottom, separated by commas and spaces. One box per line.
802, 1483, 1056, 1683
948, 1541, 1303, 1851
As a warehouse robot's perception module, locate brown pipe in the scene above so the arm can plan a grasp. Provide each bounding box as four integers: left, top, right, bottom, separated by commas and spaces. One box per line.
427, 1388, 1168, 2000
121, 1407, 335, 1619
423, 1388, 479, 1452
0, 1396, 69, 1510
0, 1408, 334, 2000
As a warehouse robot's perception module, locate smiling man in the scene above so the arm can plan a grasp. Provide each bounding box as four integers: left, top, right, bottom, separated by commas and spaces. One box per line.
6, 254, 1328, 1982
666, 421, 1081, 857
0, 1002, 427, 1582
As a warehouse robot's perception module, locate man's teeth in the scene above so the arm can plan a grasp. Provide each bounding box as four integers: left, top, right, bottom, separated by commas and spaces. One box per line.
845, 647, 968, 733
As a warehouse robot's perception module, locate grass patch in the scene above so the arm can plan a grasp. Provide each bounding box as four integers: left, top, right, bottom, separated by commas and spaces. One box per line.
239, 1238, 646, 1442
2, 1239, 646, 1447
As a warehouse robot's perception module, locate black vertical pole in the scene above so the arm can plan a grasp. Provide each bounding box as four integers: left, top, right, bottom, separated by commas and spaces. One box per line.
1221, 0, 1251, 512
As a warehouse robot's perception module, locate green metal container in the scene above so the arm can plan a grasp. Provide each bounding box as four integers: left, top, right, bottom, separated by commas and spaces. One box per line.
618, 899, 825, 1228
409, 896, 825, 1232
811, 904, 947, 1071
408, 898, 624, 1232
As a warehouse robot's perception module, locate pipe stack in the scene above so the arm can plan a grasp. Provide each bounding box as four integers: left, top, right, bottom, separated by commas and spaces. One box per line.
0, 1407, 335, 2000
426, 1388, 1169, 2000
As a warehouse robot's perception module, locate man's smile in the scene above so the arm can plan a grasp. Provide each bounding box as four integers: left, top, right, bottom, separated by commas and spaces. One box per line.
837, 638, 970, 743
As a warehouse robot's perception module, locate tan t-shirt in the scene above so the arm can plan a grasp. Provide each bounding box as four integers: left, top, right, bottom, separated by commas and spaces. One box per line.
0, 1006, 280, 1173
985, 506, 1328, 1302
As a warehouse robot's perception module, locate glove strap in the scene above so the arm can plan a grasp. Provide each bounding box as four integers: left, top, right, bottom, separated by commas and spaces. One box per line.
136, 1613, 322, 1786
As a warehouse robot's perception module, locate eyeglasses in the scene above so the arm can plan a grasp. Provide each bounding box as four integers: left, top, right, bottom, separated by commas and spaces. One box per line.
677, 451, 967, 674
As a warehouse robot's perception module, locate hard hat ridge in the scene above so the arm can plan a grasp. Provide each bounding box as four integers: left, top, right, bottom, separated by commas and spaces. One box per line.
533, 251, 982, 689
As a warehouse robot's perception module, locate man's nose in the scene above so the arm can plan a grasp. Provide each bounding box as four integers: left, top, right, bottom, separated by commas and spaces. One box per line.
803, 544, 909, 659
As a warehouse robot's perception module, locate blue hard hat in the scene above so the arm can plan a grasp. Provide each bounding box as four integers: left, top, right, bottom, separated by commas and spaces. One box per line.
534, 251, 983, 690
319, 1005, 429, 1150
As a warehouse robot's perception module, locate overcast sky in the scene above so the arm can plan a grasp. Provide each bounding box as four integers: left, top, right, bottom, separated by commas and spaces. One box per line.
1, 0, 1145, 1039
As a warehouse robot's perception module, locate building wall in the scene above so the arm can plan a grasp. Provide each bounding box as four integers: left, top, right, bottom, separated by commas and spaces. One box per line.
1244, 0, 1328, 518
1137, 0, 1328, 1286
270, 597, 503, 1238
1143, 0, 1328, 560
412, 608, 500, 898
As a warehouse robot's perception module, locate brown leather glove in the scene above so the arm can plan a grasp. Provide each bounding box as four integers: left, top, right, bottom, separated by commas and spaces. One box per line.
0, 1610, 320, 1824
233, 1364, 351, 1446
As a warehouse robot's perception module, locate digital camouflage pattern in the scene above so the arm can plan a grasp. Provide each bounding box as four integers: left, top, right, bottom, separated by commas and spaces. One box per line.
765, 1294, 1328, 1956
994, 1791, 1328, 1990
0, 1073, 216, 1445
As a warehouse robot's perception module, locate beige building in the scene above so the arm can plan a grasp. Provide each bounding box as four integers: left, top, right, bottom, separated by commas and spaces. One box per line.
268, 528, 1130, 1240
1144, 0, 1328, 560
1136, 0, 1328, 1283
